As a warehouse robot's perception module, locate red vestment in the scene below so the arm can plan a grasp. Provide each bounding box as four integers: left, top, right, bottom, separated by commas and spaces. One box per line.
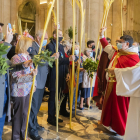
94, 37, 140, 135
93, 38, 110, 109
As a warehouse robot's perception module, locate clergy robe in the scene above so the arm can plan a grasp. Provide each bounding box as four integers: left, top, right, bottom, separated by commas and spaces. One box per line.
115, 62, 140, 140
98, 37, 139, 136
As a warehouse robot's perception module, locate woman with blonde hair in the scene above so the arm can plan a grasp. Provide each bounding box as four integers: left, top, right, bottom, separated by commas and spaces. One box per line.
11, 36, 37, 140
80, 48, 95, 109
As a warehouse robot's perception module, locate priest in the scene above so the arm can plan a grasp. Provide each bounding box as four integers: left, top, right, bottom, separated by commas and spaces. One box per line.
94, 27, 139, 135
108, 63, 140, 140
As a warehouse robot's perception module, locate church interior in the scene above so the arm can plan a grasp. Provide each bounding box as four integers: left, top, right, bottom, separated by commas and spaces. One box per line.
0, 0, 140, 140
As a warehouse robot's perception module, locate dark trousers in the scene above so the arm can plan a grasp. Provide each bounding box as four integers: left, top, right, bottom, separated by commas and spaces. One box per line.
28, 88, 44, 135
0, 91, 7, 140
48, 90, 67, 120
12, 94, 29, 140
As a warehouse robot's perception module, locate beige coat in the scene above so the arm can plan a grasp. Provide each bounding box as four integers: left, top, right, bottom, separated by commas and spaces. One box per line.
82, 71, 96, 88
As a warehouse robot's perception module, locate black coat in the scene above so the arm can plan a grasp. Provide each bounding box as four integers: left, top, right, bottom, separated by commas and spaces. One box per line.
46, 39, 69, 92
7, 46, 16, 60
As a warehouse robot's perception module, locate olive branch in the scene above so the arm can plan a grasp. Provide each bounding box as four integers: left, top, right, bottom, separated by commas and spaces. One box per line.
33, 49, 55, 67
82, 58, 99, 78
0, 43, 10, 75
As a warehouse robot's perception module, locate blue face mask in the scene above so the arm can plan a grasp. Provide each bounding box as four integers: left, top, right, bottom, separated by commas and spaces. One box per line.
42, 40, 47, 47
90, 52, 93, 57
117, 43, 123, 50
138, 45, 140, 52
74, 50, 79, 55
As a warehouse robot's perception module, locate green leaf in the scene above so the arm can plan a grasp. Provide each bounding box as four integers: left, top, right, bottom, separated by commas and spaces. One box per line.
65, 26, 77, 40
0, 43, 10, 75
82, 58, 99, 78
33, 49, 55, 67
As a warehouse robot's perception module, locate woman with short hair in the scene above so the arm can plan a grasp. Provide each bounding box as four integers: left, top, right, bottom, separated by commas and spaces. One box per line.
11, 36, 37, 140
80, 48, 95, 109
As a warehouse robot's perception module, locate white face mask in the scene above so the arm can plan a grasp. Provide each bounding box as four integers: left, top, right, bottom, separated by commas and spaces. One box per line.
74, 50, 79, 55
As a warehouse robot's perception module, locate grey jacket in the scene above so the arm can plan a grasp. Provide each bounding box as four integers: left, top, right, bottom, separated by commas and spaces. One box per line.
28, 41, 49, 89
0, 42, 25, 119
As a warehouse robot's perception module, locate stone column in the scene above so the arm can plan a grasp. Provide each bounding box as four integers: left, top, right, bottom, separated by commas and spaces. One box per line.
35, 14, 39, 34
107, 5, 113, 40
63, 0, 73, 41
85, 0, 90, 42
0, 0, 4, 24
111, 0, 122, 45
0, 0, 11, 33
39, 6, 45, 30
76, 4, 80, 43
10, 0, 17, 32
45, 8, 53, 39
79, 0, 87, 51
126, 0, 134, 31
59, 0, 64, 32
123, 0, 127, 32
89, 0, 103, 46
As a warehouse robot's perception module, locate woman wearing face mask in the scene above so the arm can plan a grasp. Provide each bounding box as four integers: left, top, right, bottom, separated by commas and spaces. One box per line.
11, 36, 37, 140
80, 48, 95, 109
71, 45, 84, 110
62, 40, 72, 56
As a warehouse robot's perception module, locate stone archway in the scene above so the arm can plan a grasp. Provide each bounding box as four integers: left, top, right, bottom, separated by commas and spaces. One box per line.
18, 0, 39, 37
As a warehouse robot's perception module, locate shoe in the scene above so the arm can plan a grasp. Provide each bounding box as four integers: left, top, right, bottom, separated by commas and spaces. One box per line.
58, 118, 63, 123
47, 118, 56, 126
54, 117, 63, 123
60, 111, 70, 117
79, 107, 84, 110
85, 104, 92, 109
30, 133, 43, 140
37, 125, 45, 131
89, 106, 92, 109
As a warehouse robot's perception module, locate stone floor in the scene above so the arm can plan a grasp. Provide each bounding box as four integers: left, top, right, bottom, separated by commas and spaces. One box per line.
2, 101, 123, 140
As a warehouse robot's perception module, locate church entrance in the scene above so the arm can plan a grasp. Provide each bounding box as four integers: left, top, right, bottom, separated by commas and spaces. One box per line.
18, 1, 36, 37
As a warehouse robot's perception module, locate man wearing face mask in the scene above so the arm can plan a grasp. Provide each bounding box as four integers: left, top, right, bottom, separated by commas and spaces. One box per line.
46, 29, 75, 126
87, 40, 95, 58
28, 30, 59, 140
93, 27, 139, 136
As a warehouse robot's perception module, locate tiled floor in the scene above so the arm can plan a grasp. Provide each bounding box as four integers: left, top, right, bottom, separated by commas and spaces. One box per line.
2, 101, 123, 140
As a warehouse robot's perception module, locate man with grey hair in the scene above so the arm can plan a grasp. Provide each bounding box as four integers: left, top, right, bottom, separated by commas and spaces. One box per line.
28, 30, 59, 140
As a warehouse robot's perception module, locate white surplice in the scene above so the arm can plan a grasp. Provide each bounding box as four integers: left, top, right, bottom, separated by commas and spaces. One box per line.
114, 62, 140, 140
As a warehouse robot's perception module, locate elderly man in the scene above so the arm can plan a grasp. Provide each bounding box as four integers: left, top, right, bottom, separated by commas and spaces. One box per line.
0, 23, 32, 140
46, 29, 75, 126
28, 30, 59, 140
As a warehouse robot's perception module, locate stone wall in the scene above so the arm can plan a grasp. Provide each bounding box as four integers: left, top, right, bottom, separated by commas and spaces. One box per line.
107, 0, 140, 45
0, 0, 104, 52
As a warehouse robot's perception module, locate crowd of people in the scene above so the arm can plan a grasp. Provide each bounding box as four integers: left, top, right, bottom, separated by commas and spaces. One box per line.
0, 22, 98, 140
1, 21, 140, 140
